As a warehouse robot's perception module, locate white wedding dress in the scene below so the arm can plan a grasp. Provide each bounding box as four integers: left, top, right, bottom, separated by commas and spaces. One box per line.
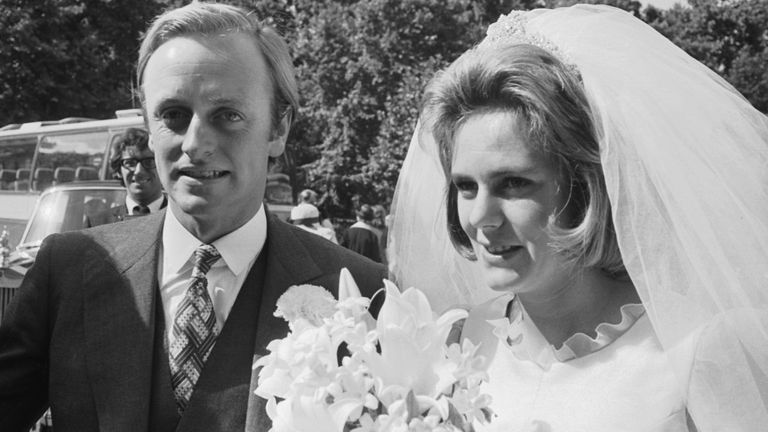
463, 295, 694, 432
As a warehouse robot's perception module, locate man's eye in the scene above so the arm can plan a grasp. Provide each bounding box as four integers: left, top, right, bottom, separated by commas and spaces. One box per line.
220, 111, 243, 122
160, 109, 191, 132
212, 110, 246, 130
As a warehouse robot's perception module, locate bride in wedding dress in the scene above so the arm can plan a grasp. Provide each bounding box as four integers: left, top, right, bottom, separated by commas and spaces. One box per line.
389, 5, 768, 431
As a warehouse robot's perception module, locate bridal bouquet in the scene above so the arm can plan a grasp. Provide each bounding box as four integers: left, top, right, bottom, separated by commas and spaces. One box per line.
254, 269, 493, 432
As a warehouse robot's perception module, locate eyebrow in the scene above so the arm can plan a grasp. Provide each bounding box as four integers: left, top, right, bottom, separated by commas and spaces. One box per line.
205, 96, 246, 107
451, 165, 540, 179
151, 95, 246, 107
151, 98, 186, 112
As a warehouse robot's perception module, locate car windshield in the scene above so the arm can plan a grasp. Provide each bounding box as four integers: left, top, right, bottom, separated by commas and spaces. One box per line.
21, 188, 126, 249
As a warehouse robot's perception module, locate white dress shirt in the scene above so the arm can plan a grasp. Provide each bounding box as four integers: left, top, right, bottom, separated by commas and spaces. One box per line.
158, 206, 267, 345
126, 194, 166, 215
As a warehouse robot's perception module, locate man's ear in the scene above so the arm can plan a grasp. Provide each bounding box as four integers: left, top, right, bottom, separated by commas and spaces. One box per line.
267, 110, 292, 158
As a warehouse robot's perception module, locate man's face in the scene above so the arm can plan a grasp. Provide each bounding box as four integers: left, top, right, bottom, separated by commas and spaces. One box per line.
120, 146, 163, 205
142, 32, 288, 239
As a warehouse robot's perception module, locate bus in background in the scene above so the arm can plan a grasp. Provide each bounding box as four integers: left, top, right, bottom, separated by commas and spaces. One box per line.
0, 109, 294, 249
0, 109, 145, 247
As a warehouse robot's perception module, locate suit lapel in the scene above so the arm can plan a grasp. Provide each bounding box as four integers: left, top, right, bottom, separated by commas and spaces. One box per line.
254, 214, 325, 355
245, 214, 326, 431
84, 211, 164, 431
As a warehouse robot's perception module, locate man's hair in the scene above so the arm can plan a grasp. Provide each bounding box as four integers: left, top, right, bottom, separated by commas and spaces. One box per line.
421, 43, 624, 275
109, 128, 150, 181
136, 1, 299, 132
356, 204, 375, 223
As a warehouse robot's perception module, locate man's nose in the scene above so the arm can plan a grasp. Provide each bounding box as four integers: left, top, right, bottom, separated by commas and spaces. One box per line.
133, 159, 152, 178
181, 114, 214, 160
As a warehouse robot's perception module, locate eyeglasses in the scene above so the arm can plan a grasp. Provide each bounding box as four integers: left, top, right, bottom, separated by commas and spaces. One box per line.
120, 157, 156, 170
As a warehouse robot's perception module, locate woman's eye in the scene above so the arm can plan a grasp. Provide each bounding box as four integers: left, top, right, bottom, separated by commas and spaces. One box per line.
503, 177, 533, 190
159, 109, 191, 132
453, 180, 477, 196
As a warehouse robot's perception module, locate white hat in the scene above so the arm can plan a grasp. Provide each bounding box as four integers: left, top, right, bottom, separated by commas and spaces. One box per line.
291, 203, 320, 221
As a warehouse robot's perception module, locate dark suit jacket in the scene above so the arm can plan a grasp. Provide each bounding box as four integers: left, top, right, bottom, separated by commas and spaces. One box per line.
85, 196, 168, 227
0, 209, 386, 431
341, 226, 382, 263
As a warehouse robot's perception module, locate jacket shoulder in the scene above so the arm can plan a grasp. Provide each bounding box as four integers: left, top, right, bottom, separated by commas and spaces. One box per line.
274, 218, 386, 298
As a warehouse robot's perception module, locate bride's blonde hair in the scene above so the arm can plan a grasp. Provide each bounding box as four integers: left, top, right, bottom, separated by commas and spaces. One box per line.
421, 43, 625, 276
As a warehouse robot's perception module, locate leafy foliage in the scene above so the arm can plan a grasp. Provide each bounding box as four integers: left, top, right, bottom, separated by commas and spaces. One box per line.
0, 0, 163, 124
275, 0, 487, 217
650, 0, 768, 112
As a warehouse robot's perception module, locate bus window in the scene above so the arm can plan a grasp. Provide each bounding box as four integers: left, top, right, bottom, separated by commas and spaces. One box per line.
35, 131, 110, 190
0, 136, 36, 191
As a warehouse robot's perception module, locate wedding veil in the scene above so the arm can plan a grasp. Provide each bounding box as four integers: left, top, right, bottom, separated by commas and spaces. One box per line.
389, 5, 768, 430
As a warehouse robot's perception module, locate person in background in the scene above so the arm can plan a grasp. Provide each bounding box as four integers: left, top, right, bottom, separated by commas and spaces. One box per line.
0, 3, 385, 431
290, 202, 338, 244
298, 188, 335, 230
372, 204, 389, 267
86, 127, 166, 227
341, 203, 382, 263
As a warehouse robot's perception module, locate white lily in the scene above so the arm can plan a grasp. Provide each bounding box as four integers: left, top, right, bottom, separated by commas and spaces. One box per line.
361, 280, 468, 400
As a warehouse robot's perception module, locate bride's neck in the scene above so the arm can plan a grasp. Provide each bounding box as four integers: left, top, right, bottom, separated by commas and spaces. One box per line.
516, 269, 639, 349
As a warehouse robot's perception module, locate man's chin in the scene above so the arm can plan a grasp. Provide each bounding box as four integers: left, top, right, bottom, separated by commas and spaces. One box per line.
171, 195, 214, 215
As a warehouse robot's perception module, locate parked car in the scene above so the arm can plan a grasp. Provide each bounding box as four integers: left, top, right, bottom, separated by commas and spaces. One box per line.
0, 181, 127, 314
0, 181, 127, 430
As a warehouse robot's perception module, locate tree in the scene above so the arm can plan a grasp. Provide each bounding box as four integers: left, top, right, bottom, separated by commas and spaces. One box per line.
271, 0, 486, 218
546, 0, 644, 17
0, 0, 164, 125
651, 0, 768, 112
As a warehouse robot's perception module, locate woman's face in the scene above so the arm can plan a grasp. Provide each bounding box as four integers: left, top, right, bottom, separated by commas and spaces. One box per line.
451, 110, 571, 294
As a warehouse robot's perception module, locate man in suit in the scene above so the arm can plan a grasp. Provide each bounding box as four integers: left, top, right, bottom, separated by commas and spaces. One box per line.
86, 127, 167, 227
341, 204, 383, 263
0, 3, 386, 431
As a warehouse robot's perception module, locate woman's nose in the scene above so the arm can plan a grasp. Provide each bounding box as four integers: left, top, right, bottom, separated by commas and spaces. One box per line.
468, 190, 504, 231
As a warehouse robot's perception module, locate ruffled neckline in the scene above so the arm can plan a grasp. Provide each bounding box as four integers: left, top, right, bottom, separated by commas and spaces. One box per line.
483, 295, 646, 369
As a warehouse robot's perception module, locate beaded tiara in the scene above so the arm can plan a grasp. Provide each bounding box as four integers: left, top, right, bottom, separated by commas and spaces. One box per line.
480, 11, 578, 73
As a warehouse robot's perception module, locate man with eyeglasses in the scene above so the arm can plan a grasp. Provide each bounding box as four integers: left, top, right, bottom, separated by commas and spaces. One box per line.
86, 127, 166, 227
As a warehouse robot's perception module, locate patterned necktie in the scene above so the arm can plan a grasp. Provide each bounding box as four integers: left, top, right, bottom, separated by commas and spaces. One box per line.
169, 244, 222, 413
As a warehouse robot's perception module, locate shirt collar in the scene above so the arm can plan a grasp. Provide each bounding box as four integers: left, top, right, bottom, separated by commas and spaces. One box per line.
126, 194, 165, 214
162, 205, 267, 277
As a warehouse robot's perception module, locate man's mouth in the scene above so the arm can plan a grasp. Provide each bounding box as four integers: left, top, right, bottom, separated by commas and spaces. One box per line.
178, 169, 228, 180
